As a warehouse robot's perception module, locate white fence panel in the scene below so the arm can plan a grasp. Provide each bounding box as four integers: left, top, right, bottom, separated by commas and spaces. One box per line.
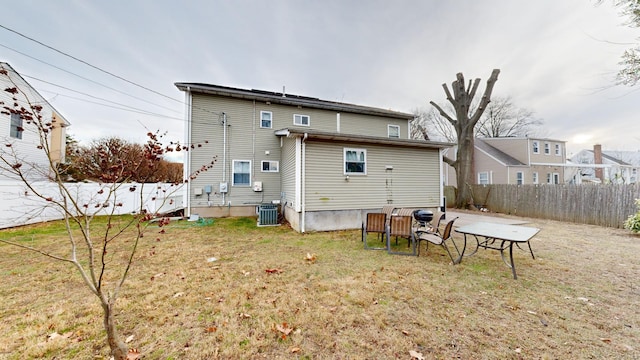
0, 181, 184, 229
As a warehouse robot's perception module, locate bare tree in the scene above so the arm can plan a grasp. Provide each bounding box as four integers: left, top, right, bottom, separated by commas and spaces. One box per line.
429, 69, 500, 209
0, 70, 214, 359
411, 107, 456, 142
599, 0, 640, 85
475, 96, 543, 138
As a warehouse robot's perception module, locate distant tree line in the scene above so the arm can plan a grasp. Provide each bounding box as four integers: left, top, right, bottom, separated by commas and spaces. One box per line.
59, 135, 183, 183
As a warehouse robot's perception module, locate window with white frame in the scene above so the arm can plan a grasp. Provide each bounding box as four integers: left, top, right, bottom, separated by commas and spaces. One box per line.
544, 142, 550, 155
344, 148, 366, 174
516, 171, 524, 185
532, 172, 539, 184
232, 160, 251, 186
553, 173, 560, 184
532, 141, 539, 154
388, 125, 400, 138
10, 113, 23, 139
261, 160, 279, 172
555, 143, 561, 156
293, 114, 310, 126
546, 173, 552, 184
260, 111, 272, 128
478, 172, 489, 185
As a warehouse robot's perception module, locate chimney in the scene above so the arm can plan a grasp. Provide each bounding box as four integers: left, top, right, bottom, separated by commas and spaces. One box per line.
593, 144, 603, 181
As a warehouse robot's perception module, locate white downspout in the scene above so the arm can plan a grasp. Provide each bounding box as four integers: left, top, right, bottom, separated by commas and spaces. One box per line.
222, 112, 227, 206
439, 148, 444, 210
301, 133, 308, 233
183, 87, 192, 217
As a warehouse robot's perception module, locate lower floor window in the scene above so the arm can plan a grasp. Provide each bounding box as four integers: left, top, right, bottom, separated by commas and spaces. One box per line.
344, 148, 366, 174
516, 172, 524, 185
261, 160, 279, 172
233, 160, 251, 186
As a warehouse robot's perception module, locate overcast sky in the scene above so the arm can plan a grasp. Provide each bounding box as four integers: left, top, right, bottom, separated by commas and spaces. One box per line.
1, 0, 639, 159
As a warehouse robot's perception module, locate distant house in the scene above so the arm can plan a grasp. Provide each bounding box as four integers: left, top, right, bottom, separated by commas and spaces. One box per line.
0, 62, 70, 180
569, 144, 640, 184
175, 83, 451, 232
443, 137, 567, 185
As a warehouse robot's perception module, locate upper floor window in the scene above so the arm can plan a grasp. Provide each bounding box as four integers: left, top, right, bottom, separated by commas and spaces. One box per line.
10, 113, 23, 139
478, 172, 489, 185
544, 142, 550, 155
516, 172, 524, 185
532, 141, 539, 154
344, 148, 366, 175
388, 125, 400, 138
261, 160, 279, 173
294, 114, 310, 126
232, 160, 251, 186
555, 144, 561, 156
260, 111, 272, 128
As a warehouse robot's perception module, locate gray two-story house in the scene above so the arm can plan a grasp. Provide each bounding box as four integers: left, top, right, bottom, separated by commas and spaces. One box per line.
175, 83, 451, 232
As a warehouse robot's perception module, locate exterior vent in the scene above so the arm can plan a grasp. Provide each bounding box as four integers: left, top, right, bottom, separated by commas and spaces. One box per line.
258, 204, 278, 226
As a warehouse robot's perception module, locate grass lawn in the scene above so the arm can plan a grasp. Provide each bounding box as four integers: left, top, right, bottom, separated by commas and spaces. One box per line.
0, 213, 638, 359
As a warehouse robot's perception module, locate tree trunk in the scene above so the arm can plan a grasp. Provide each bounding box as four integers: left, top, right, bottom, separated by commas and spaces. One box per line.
102, 300, 128, 359
455, 135, 475, 208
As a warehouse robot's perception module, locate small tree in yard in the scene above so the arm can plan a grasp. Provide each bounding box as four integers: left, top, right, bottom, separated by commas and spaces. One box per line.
429, 69, 500, 208
0, 70, 215, 359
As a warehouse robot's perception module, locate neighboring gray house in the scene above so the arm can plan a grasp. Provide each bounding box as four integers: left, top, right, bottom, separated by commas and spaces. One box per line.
175, 83, 451, 232
569, 144, 640, 184
443, 137, 567, 186
0, 62, 70, 180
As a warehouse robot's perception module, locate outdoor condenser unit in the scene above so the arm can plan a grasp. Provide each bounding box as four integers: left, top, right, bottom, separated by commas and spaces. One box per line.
257, 203, 278, 226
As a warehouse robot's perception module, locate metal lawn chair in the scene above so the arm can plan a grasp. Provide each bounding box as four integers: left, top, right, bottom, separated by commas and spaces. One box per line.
416, 217, 462, 263
387, 214, 417, 256
362, 212, 388, 250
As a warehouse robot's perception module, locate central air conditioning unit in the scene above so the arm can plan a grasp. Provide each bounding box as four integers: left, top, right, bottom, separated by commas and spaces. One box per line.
257, 203, 278, 226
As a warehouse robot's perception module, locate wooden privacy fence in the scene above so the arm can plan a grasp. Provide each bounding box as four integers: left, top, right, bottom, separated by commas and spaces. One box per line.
469, 184, 640, 228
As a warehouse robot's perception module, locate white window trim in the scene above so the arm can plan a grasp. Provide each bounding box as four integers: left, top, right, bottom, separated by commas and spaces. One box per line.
232, 159, 251, 186
516, 171, 524, 185
293, 114, 310, 126
544, 142, 550, 155
388, 125, 400, 138
260, 111, 272, 129
546, 173, 552, 184
478, 171, 490, 185
554, 144, 561, 156
532, 172, 539, 184
261, 160, 279, 173
10, 113, 23, 139
553, 172, 560, 184
532, 141, 539, 154
344, 148, 367, 175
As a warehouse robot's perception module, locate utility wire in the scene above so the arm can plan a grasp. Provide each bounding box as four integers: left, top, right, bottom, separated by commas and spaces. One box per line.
0, 24, 181, 104
0, 43, 181, 114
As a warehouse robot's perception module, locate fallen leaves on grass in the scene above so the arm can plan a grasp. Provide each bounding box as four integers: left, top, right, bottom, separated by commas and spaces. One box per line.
305, 252, 317, 263
205, 326, 217, 333
265, 268, 283, 274
274, 322, 293, 339
127, 348, 141, 360
409, 350, 425, 359
125, 334, 135, 343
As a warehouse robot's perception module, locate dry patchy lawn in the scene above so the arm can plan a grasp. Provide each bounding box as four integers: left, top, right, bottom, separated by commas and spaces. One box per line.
0, 213, 638, 359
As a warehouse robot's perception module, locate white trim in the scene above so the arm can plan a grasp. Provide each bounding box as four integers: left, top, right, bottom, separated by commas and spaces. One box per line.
532, 172, 538, 184
532, 140, 540, 154
260, 111, 272, 129
183, 88, 192, 217
544, 142, 550, 155
478, 171, 490, 185
554, 143, 561, 156
232, 159, 251, 186
293, 114, 310, 126
516, 171, 524, 185
336, 113, 340, 132
387, 124, 400, 138
260, 160, 279, 172
344, 148, 367, 175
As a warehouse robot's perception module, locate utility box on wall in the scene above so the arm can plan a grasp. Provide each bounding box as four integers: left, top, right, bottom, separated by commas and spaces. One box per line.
219, 182, 228, 193
252, 181, 263, 192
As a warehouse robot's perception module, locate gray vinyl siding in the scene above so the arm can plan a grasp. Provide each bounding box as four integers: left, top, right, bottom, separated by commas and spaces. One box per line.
339, 112, 409, 139
280, 136, 297, 209
189, 94, 282, 207
304, 141, 440, 211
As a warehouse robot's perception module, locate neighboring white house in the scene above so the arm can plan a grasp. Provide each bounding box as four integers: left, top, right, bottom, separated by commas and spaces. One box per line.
176, 82, 451, 232
0, 62, 70, 180
569, 144, 640, 184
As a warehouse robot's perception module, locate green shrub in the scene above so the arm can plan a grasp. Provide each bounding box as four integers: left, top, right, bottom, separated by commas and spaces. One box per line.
624, 198, 640, 233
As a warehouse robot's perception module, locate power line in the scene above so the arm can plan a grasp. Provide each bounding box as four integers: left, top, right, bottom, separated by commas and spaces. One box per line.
0, 24, 181, 104
0, 43, 181, 114
23, 74, 183, 117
